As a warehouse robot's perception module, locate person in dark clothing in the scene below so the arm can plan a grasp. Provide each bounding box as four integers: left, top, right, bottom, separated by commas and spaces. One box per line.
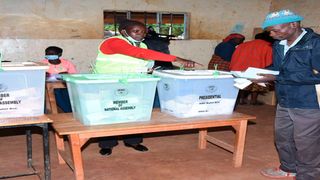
214, 33, 245, 62
143, 26, 176, 108
208, 33, 245, 71
143, 26, 176, 70
257, 9, 320, 180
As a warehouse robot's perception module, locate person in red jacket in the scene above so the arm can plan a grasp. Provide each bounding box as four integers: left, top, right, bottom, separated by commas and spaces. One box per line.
230, 31, 274, 105
94, 20, 197, 74
96, 19, 200, 156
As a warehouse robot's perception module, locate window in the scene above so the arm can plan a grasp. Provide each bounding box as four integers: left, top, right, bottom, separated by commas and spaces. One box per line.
103, 11, 189, 39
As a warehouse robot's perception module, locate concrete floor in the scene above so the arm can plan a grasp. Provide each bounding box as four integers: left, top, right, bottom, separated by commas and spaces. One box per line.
0, 104, 295, 180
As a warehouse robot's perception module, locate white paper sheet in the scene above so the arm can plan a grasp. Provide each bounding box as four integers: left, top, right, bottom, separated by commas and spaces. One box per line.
231, 67, 279, 79
234, 78, 252, 89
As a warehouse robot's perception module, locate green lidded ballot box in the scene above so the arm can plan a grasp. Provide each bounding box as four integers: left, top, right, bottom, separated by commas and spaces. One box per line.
63, 74, 160, 125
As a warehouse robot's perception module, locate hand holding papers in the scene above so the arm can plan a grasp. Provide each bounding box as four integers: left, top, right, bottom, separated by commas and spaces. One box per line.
231, 67, 279, 89
234, 78, 252, 90
231, 67, 279, 79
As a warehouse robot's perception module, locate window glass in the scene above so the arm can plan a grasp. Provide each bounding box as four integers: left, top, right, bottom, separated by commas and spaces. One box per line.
103, 11, 188, 39
104, 11, 126, 38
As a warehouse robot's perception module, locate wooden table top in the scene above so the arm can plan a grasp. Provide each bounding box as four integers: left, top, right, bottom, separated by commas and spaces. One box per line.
47, 110, 255, 136
0, 115, 52, 127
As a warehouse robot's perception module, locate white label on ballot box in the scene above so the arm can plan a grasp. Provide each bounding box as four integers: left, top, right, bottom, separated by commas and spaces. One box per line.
81, 92, 139, 113
162, 94, 235, 116
0, 88, 40, 116
104, 97, 139, 112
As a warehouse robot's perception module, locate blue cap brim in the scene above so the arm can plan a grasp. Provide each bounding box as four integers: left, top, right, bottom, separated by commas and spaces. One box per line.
262, 15, 303, 29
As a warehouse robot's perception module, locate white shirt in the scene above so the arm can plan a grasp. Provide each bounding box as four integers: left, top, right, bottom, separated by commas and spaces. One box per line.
279, 28, 307, 56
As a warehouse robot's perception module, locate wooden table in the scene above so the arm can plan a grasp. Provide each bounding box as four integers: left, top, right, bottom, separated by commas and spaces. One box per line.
48, 110, 255, 180
0, 115, 52, 180
45, 81, 67, 114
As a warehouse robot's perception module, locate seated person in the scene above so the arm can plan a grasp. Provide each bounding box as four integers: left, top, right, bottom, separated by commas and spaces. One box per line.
40, 46, 77, 112
208, 33, 245, 71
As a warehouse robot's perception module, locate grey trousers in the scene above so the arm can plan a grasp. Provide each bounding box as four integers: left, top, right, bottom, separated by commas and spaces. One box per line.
275, 105, 320, 180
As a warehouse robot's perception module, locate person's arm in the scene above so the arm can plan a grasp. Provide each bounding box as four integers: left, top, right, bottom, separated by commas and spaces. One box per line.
275, 41, 320, 85
275, 70, 320, 85
66, 61, 77, 74
101, 38, 200, 68
256, 48, 320, 85
263, 45, 273, 68
59, 59, 77, 74
40, 59, 53, 76
101, 38, 176, 62
251, 74, 276, 83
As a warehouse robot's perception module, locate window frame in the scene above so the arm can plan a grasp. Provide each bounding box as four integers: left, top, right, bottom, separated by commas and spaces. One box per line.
103, 10, 190, 40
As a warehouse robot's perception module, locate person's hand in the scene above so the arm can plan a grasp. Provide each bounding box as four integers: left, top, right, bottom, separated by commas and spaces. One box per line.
250, 74, 276, 83
174, 57, 203, 68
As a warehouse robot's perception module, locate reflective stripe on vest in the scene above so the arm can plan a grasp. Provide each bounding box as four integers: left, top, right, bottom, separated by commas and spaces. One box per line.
94, 36, 154, 74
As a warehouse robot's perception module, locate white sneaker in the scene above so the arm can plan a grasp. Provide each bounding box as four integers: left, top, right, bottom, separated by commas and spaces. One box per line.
260, 167, 296, 178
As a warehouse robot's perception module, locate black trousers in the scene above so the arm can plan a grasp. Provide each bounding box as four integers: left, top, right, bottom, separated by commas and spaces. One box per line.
98, 134, 143, 149
98, 91, 161, 149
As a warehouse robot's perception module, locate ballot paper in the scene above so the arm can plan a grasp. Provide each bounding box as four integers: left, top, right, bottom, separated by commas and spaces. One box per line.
231, 67, 279, 79
233, 78, 267, 90
46, 74, 63, 82
232, 67, 279, 89
234, 78, 252, 89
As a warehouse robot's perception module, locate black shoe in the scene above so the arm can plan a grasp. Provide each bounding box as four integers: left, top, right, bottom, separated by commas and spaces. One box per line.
99, 148, 112, 156
124, 143, 149, 152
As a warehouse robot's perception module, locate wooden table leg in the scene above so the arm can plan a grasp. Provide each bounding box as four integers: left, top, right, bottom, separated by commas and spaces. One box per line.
45, 88, 52, 113
46, 85, 59, 114
233, 120, 248, 168
26, 129, 33, 168
198, 129, 207, 149
69, 134, 84, 180
55, 132, 66, 164
42, 123, 51, 180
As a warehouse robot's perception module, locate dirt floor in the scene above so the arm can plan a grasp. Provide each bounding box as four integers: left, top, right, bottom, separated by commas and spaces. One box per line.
0, 104, 295, 180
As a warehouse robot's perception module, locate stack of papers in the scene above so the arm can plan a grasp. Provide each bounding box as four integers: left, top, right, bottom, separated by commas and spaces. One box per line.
234, 78, 252, 90
46, 74, 63, 82
231, 67, 279, 89
231, 67, 279, 79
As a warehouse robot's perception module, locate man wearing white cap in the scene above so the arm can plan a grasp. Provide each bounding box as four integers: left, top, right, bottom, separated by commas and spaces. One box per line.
256, 9, 320, 179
